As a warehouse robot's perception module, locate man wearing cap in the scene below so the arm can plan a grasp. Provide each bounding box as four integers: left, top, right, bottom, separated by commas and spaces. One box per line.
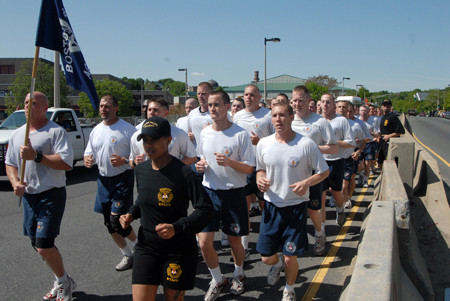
377, 99, 405, 169
84, 94, 138, 272
196, 90, 255, 300
120, 116, 214, 301
129, 98, 196, 167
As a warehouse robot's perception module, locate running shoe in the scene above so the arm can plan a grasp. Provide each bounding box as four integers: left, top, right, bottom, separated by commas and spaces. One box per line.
204, 278, 229, 301
345, 199, 352, 209
249, 206, 262, 217
115, 255, 133, 271
55, 275, 76, 301
43, 276, 77, 301
337, 211, 346, 226
230, 274, 246, 295
267, 254, 284, 286
313, 235, 326, 256
282, 289, 296, 301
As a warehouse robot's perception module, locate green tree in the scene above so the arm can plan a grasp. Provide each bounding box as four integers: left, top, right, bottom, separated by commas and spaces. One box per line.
305, 81, 328, 101
5, 59, 69, 114
158, 78, 186, 96
357, 86, 371, 100
306, 75, 338, 90
79, 79, 134, 117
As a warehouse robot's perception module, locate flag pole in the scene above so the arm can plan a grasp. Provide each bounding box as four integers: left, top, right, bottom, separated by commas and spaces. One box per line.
18, 46, 40, 207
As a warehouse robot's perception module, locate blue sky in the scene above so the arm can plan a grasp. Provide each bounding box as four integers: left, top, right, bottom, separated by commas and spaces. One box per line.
2, 0, 449, 93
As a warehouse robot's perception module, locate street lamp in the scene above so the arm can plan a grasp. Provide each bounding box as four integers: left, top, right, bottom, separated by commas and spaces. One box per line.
178, 68, 188, 101
264, 37, 281, 101
342, 77, 350, 96
356, 84, 362, 97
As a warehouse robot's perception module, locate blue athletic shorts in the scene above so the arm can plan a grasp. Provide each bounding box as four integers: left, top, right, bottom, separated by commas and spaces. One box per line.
94, 169, 134, 215
308, 178, 323, 210
361, 142, 376, 161
244, 171, 258, 196
201, 187, 249, 236
256, 201, 308, 257
344, 157, 358, 181
23, 187, 66, 239
322, 159, 345, 192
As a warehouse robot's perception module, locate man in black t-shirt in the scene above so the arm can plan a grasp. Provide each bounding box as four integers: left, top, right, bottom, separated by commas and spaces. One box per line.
377, 99, 405, 168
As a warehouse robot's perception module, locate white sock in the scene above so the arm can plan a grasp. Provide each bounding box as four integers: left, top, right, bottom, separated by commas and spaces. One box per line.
120, 245, 132, 257
233, 264, 244, 278
273, 254, 283, 268
241, 235, 249, 250
336, 206, 344, 213
285, 283, 294, 292
128, 238, 137, 248
321, 223, 326, 233
208, 266, 223, 284
315, 230, 323, 237
56, 273, 68, 284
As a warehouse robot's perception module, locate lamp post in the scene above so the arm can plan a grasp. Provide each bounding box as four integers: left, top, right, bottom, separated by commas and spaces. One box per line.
356, 84, 362, 97
264, 37, 281, 101
342, 77, 350, 96
178, 68, 188, 101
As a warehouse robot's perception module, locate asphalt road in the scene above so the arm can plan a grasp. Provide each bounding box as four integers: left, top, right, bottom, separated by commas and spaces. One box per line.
406, 115, 450, 192
0, 163, 376, 301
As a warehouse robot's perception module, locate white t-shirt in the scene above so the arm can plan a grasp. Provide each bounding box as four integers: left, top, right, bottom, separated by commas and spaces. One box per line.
323, 115, 356, 161
256, 133, 329, 208
84, 119, 136, 177
130, 124, 196, 162
233, 107, 274, 151
345, 119, 366, 158
187, 107, 212, 150
176, 116, 189, 134
291, 112, 337, 147
6, 121, 74, 194
353, 117, 372, 140
198, 123, 255, 190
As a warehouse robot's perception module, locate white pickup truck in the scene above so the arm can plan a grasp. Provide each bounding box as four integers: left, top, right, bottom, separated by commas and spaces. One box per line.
0, 108, 94, 175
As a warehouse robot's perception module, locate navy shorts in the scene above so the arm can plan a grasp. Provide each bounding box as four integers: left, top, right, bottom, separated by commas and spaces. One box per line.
256, 201, 308, 257
132, 242, 198, 290
94, 169, 134, 215
23, 187, 66, 239
322, 159, 345, 192
244, 171, 258, 196
344, 157, 358, 181
201, 187, 249, 236
361, 142, 376, 161
308, 179, 323, 210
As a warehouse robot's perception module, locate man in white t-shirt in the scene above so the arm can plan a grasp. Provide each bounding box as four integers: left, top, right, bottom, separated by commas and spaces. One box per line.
6, 92, 76, 301
256, 102, 329, 301
84, 94, 138, 272
359, 105, 380, 186
290, 85, 338, 256
176, 97, 198, 136
187, 82, 213, 150
196, 91, 255, 300
233, 84, 274, 251
129, 98, 196, 167
320, 93, 356, 228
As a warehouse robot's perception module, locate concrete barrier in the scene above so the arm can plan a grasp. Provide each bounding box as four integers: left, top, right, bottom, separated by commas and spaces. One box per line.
340, 200, 422, 301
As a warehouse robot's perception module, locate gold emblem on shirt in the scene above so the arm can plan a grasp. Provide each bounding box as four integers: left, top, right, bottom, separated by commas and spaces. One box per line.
384, 119, 388, 126
167, 263, 182, 282
158, 188, 173, 206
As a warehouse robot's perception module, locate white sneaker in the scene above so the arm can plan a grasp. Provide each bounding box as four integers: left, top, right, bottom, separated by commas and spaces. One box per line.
345, 199, 352, 209
267, 254, 284, 286
115, 255, 133, 271
363, 179, 369, 188
282, 289, 296, 301
55, 275, 76, 301
313, 235, 326, 256
204, 278, 229, 301
43, 276, 77, 301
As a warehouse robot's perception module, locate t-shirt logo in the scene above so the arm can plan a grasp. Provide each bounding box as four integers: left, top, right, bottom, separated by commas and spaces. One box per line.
166, 263, 182, 282
288, 157, 299, 168
37, 221, 44, 233
384, 119, 388, 126
158, 188, 173, 206
254, 122, 260, 129
222, 147, 233, 157
110, 136, 118, 144
305, 126, 311, 133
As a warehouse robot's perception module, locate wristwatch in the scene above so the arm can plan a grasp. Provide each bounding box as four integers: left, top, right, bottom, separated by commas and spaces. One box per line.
34, 151, 43, 163
124, 157, 130, 164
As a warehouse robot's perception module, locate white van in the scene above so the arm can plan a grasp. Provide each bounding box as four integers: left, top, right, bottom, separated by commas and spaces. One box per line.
335, 96, 362, 105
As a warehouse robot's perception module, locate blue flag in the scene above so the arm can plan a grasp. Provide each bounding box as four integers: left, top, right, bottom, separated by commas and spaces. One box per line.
35, 0, 98, 110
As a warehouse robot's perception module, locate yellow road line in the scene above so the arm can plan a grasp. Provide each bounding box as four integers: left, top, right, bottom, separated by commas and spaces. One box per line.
412, 133, 450, 168
301, 177, 373, 301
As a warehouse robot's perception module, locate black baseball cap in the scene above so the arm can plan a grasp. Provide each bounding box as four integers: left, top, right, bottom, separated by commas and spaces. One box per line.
137, 116, 171, 141
381, 99, 392, 106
